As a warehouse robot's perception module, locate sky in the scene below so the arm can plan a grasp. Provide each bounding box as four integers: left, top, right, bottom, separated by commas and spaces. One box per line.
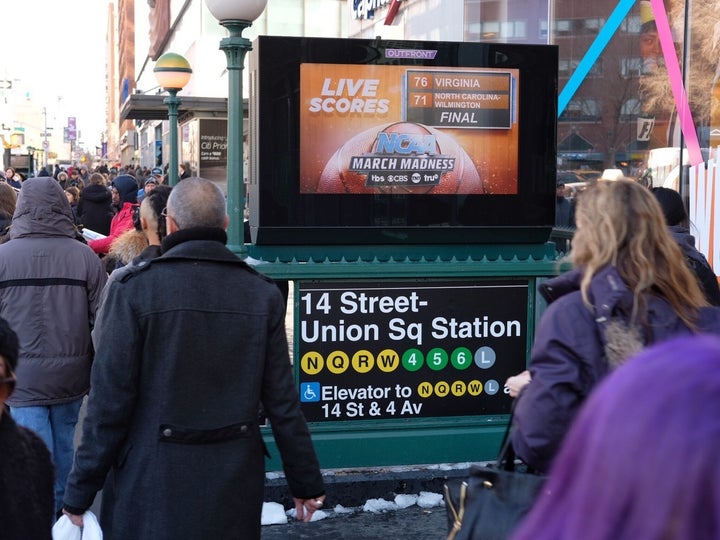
0, 0, 109, 148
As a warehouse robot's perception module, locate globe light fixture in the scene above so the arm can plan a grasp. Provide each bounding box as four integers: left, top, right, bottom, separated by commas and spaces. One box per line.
154, 52, 192, 186
204, 0, 268, 254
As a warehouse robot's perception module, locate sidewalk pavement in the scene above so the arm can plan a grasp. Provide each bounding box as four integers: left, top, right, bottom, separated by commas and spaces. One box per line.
261, 504, 447, 539
262, 464, 469, 539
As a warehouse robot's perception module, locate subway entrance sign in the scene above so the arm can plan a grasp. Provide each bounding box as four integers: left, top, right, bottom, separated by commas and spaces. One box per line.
297, 279, 528, 423
248, 35, 560, 471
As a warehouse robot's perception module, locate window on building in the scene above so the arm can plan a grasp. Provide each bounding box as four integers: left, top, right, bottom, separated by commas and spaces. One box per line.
620, 98, 642, 121
621, 57, 644, 78
559, 98, 602, 122
554, 18, 606, 37
559, 58, 603, 78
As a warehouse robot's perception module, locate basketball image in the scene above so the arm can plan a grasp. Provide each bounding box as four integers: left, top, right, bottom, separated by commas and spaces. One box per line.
317, 122, 485, 194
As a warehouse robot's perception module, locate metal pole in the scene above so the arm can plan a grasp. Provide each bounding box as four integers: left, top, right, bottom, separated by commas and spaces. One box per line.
165, 89, 181, 186
219, 19, 252, 255
43, 107, 48, 170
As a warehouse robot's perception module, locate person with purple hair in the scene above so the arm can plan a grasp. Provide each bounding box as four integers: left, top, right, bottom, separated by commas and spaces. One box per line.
511, 334, 720, 540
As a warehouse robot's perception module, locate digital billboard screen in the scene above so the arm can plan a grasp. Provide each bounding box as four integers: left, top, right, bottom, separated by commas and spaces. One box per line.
249, 37, 558, 245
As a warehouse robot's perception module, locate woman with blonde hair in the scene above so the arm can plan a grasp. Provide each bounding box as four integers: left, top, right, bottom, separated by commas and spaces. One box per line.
508, 179, 720, 474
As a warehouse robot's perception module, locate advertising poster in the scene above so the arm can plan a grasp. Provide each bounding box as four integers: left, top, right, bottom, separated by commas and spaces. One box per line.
299, 64, 519, 195
198, 118, 228, 185
297, 280, 529, 423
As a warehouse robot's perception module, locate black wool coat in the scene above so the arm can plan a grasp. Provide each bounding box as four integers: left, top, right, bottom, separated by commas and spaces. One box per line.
0, 409, 55, 540
77, 184, 114, 235
64, 228, 324, 540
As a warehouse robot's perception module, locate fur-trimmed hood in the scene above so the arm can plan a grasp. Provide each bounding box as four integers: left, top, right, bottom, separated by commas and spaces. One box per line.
109, 229, 148, 265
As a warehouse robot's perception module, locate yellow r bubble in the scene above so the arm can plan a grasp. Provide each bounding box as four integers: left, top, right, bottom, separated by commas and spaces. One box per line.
451, 380, 466, 396
351, 349, 375, 373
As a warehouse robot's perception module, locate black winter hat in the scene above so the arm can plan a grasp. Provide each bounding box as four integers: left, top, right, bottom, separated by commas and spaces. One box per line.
651, 187, 687, 226
0, 317, 19, 372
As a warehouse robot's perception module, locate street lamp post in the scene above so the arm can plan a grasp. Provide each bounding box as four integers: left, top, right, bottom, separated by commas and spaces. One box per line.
205, 0, 268, 254
154, 52, 192, 187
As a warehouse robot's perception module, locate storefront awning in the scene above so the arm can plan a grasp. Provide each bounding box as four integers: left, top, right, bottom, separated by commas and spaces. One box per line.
119, 94, 232, 121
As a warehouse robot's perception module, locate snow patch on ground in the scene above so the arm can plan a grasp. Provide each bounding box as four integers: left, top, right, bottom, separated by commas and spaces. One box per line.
263, 462, 457, 526
261, 502, 288, 525
262, 490, 445, 527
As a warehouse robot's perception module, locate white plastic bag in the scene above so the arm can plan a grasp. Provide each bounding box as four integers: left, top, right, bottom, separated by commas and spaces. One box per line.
52, 511, 103, 540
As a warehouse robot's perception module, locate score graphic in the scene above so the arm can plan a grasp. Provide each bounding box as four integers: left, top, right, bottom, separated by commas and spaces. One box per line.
405, 70, 514, 129
297, 280, 529, 422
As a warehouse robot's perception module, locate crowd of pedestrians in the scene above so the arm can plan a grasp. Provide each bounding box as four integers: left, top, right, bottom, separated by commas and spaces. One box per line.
0, 165, 324, 540
3, 166, 720, 539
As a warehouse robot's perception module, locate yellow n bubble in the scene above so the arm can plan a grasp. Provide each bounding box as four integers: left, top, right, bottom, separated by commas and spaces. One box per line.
300, 352, 324, 375
417, 381, 434, 398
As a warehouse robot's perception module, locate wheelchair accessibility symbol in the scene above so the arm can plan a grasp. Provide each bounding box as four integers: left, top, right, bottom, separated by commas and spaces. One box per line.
300, 382, 321, 403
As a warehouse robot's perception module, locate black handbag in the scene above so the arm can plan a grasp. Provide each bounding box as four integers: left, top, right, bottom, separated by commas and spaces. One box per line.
444, 414, 546, 540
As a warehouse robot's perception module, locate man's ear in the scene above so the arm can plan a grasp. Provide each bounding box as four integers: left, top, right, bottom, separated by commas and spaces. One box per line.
141, 216, 149, 232
223, 214, 229, 231
166, 214, 178, 235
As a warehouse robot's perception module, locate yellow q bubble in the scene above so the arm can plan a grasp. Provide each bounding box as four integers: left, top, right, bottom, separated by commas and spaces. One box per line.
326, 351, 350, 375
434, 380, 450, 397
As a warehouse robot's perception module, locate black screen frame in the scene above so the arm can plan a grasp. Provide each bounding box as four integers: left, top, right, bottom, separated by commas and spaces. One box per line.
249, 36, 558, 245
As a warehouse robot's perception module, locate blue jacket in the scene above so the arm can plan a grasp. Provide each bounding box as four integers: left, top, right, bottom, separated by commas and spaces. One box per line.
512, 265, 720, 473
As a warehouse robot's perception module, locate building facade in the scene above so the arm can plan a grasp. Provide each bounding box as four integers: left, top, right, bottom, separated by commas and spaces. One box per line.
108, 0, 715, 186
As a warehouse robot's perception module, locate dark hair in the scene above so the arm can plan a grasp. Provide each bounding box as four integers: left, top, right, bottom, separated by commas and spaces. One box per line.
0, 317, 19, 371
145, 185, 172, 239
512, 335, 720, 540
651, 187, 687, 226
132, 205, 142, 232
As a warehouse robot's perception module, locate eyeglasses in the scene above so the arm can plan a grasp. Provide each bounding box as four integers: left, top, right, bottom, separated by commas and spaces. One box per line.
161, 207, 168, 218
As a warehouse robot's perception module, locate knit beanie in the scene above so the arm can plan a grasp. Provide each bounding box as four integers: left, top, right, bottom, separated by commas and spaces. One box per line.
112, 174, 139, 205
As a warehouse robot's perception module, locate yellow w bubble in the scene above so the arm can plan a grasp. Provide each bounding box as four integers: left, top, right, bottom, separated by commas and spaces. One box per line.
377, 349, 400, 373
467, 379, 483, 396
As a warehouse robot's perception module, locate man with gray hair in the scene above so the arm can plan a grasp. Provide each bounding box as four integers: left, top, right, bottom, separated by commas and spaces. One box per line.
63, 177, 325, 539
